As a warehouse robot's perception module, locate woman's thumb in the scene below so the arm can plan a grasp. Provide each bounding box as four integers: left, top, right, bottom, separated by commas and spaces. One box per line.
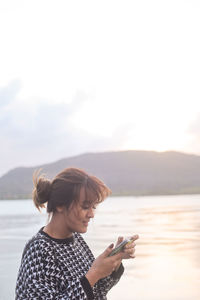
103, 243, 114, 257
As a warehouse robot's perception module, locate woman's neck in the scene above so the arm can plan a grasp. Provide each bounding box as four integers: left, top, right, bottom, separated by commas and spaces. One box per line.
43, 214, 73, 239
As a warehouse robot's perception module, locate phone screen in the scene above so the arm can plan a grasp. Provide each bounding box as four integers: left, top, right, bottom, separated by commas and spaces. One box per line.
108, 239, 131, 257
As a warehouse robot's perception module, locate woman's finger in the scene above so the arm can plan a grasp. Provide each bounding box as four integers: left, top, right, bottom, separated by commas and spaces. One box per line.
115, 236, 124, 247
130, 234, 139, 241
124, 241, 135, 249
124, 248, 135, 255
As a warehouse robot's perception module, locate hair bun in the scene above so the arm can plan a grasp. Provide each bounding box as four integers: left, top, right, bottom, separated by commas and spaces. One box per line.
32, 170, 52, 211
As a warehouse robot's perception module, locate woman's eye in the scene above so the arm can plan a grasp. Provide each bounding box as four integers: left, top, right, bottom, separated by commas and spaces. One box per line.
82, 206, 90, 210
82, 205, 97, 210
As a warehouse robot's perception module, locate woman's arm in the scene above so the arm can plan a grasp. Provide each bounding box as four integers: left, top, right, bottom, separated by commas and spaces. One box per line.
92, 235, 139, 296
93, 261, 124, 296
15, 239, 94, 300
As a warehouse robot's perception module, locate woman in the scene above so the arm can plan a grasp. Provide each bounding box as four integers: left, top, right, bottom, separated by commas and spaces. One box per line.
16, 167, 139, 300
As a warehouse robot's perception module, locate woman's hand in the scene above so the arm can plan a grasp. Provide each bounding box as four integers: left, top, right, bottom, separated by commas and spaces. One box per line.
85, 244, 123, 287
120, 234, 139, 259
114, 234, 139, 271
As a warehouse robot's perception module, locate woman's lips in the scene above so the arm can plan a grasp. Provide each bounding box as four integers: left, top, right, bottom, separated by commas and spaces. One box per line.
83, 221, 89, 226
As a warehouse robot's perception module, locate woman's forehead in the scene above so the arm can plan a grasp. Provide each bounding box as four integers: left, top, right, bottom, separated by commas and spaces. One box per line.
79, 186, 97, 204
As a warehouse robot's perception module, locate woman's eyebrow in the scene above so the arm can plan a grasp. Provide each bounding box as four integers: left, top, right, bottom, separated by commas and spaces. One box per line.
82, 199, 97, 207
82, 200, 91, 205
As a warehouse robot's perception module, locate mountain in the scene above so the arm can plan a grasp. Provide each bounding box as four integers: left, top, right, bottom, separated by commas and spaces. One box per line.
1, 150, 200, 199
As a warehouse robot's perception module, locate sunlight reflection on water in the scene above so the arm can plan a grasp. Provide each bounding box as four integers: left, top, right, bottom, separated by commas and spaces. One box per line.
0, 195, 200, 300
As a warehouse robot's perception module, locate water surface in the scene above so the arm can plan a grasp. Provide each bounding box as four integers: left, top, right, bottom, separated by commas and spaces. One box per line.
0, 195, 200, 300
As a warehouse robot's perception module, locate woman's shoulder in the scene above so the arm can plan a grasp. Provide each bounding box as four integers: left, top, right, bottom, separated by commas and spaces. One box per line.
74, 232, 94, 256
74, 232, 86, 245
21, 228, 52, 260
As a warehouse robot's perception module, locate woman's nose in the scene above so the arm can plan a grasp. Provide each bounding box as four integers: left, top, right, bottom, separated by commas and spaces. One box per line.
87, 207, 95, 218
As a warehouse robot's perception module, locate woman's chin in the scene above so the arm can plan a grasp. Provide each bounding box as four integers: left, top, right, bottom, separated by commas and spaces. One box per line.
78, 226, 88, 233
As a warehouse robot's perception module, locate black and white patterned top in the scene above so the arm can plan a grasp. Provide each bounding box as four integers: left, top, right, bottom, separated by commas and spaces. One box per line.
15, 227, 124, 299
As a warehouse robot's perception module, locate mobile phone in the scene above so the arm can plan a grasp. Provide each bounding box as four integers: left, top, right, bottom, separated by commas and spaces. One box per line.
108, 238, 132, 257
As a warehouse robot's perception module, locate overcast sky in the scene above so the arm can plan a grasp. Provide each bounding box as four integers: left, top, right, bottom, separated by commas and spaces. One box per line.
0, 0, 200, 176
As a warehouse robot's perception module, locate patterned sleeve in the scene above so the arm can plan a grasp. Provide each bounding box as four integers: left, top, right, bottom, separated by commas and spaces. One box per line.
15, 238, 94, 300
93, 263, 124, 297
76, 234, 124, 298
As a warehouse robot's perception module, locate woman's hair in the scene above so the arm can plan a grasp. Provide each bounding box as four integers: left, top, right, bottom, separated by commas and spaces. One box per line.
32, 167, 111, 212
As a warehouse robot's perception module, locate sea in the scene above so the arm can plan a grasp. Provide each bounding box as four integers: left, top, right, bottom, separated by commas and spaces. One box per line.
0, 195, 200, 300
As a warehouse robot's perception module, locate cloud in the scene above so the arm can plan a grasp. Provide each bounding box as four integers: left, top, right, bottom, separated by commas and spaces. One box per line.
188, 114, 200, 137
184, 114, 200, 154
0, 81, 135, 176
0, 82, 91, 175
0, 79, 21, 107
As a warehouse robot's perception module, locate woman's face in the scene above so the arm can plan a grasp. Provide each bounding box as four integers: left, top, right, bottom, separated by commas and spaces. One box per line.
60, 187, 97, 235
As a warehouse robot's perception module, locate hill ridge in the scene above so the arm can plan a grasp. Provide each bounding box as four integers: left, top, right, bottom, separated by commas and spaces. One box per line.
1, 150, 200, 199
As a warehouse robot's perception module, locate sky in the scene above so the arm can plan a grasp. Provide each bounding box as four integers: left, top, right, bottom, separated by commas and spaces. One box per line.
0, 0, 200, 176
